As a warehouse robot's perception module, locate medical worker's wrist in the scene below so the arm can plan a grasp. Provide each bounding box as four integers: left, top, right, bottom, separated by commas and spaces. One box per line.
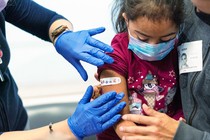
49, 19, 73, 43
52, 25, 72, 44
67, 117, 83, 140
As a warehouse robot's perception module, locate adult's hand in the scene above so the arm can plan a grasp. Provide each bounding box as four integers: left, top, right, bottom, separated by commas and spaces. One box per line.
68, 85, 126, 140
119, 104, 180, 140
54, 27, 114, 81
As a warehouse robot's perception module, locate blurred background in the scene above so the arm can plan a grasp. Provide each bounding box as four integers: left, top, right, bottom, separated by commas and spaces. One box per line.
7, 0, 116, 107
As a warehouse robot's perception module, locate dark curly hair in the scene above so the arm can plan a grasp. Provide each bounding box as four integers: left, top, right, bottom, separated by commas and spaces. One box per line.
111, 0, 185, 33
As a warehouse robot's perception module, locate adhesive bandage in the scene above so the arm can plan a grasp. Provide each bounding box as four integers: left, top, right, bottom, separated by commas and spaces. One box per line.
100, 77, 121, 86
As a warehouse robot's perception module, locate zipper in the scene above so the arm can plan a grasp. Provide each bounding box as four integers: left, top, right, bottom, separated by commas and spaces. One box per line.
188, 44, 210, 125
0, 98, 9, 131
188, 73, 198, 125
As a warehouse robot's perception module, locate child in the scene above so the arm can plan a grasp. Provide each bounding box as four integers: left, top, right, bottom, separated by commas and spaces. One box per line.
96, 0, 184, 139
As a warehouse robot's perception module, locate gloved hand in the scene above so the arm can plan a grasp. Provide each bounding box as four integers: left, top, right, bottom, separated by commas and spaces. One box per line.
54, 27, 114, 81
67, 86, 126, 140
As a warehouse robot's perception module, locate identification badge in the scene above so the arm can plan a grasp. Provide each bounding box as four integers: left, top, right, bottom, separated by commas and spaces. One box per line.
178, 40, 203, 74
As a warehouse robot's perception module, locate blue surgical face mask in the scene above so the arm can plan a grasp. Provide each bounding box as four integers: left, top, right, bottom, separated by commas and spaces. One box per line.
128, 33, 178, 61
0, 0, 8, 12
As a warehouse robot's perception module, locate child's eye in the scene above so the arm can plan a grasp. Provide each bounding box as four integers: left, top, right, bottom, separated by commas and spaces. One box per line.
137, 36, 148, 42
160, 36, 176, 43
159, 40, 169, 43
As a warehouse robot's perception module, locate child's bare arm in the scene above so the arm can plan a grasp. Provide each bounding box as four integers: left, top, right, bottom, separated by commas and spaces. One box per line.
99, 69, 137, 138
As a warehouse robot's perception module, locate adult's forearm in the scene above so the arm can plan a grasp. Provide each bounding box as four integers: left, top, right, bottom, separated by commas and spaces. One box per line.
5, 0, 66, 41
0, 120, 77, 140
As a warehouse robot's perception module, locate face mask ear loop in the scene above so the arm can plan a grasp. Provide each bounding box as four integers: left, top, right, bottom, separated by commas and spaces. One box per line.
128, 30, 133, 38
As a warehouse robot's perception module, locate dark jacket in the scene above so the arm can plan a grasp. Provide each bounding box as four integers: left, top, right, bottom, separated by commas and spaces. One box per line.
0, 0, 64, 133
174, 1, 210, 139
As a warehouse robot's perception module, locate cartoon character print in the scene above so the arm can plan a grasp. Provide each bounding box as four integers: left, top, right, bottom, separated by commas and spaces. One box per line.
139, 71, 164, 109
157, 86, 177, 114
129, 92, 143, 114
165, 87, 176, 105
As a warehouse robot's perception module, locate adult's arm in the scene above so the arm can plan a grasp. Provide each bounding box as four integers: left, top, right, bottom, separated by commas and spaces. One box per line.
0, 120, 77, 140
4, 0, 114, 81
0, 86, 126, 140
5, 0, 66, 41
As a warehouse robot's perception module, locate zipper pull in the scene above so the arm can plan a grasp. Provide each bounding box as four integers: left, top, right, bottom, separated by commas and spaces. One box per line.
0, 70, 4, 82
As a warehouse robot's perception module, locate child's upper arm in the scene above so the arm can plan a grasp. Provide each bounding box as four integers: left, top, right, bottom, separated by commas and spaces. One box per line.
100, 69, 129, 113
99, 69, 136, 138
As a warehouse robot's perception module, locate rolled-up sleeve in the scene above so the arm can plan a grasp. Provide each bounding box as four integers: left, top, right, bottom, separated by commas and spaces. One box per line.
97, 33, 129, 78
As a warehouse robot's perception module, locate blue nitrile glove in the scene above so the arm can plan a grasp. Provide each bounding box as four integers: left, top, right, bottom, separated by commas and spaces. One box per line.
54, 27, 114, 81
67, 86, 126, 140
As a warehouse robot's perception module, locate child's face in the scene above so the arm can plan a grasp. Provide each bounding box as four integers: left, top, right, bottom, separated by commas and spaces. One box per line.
125, 16, 178, 45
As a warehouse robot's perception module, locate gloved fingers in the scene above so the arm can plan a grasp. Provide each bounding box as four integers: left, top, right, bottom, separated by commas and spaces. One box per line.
88, 47, 114, 64
77, 51, 105, 66
79, 46, 113, 65
102, 114, 122, 130
88, 91, 117, 108
70, 59, 88, 81
100, 101, 126, 122
92, 93, 125, 116
79, 85, 93, 104
86, 36, 113, 53
87, 27, 106, 36
57, 44, 88, 81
